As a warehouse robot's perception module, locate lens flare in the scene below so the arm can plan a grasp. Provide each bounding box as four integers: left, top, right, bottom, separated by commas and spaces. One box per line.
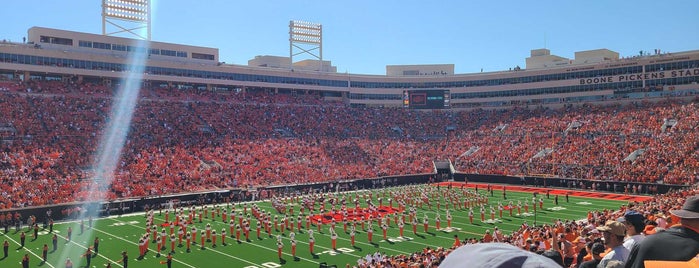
56, 36, 152, 267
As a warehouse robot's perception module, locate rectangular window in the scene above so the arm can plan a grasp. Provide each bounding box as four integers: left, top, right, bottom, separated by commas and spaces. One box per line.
78, 40, 92, 48
112, 44, 127, 51
161, 49, 176, 56
127, 46, 146, 53
39, 35, 73, 46
191, 53, 214, 60
93, 42, 111, 50
176, 51, 187, 57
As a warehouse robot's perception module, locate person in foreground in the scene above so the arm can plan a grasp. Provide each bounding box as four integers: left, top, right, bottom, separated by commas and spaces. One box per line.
625, 195, 699, 268
597, 220, 629, 267
439, 242, 562, 268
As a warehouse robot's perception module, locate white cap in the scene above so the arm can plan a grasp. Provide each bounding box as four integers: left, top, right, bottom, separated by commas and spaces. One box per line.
440, 243, 562, 268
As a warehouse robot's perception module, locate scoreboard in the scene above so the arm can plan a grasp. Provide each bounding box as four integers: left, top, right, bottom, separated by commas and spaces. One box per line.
403, 89, 450, 109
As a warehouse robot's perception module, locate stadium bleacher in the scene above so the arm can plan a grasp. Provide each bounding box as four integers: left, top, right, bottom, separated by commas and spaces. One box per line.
0, 80, 697, 209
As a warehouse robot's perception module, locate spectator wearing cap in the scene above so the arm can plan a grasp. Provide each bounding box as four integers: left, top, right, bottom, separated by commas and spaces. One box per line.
596, 220, 629, 268
625, 195, 699, 268
618, 211, 646, 251
579, 242, 606, 268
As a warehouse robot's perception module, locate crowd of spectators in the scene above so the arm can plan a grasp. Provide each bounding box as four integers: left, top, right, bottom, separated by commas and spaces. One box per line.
0, 80, 698, 209
453, 101, 699, 186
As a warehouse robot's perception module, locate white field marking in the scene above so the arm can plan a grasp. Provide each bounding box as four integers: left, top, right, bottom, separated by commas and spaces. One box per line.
42, 231, 123, 268
270, 232, 363, 259
106, 217, 291, 266
3, 233, 57, 268
87, 223, 194, 268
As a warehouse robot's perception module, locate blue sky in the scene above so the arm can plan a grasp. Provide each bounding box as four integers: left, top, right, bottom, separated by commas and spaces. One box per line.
1, 0, 697, 75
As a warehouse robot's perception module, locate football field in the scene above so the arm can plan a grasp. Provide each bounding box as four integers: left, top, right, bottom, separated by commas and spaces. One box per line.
0, 183, 645, 268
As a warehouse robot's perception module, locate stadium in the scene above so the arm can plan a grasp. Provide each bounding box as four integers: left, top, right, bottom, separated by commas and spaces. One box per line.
1, 1, 699, 268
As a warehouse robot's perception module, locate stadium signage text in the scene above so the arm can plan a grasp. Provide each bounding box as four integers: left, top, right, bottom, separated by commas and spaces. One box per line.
579, 68, 699, 85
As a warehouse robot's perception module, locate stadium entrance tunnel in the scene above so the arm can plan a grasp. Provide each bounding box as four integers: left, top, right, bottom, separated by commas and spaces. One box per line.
433, 160, 454, 181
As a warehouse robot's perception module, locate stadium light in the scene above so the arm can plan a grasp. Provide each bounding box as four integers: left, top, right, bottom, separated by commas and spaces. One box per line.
289, 20, 323, 71
102, 0, 151, 40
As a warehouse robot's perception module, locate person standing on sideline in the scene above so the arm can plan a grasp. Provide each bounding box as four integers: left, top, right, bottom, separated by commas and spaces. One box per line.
2, 240, 8, 259
20, 231, 26, 248
116, 251, 128, 268
21, 254, 29, 268
66, 226, 72, 243
82, 247, 93, 268
52, 233, 58, 252
33, 224, 39, 241
160, 252, 172, 268
42, 244, 48, 263
93, 237, 100, 255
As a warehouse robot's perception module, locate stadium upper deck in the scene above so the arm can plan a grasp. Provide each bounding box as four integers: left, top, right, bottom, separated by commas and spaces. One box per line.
1, 27, 698, 108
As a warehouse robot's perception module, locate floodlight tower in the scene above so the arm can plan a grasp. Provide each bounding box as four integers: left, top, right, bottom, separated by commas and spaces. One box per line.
102, 0, 152, 40
289, 20, 322, 71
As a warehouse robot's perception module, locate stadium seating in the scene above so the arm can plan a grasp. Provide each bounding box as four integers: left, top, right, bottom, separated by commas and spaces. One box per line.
0, 80, 698, 209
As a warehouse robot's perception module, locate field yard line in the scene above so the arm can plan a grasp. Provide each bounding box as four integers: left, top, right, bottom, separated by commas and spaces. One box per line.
209, 213, 412, 256
436, 183, 650, 202
119, 216, 322, 266
430, 210, 543, 230
235, 236, 322, 265
414, 198, 619, 234
210, 223, 365, 259
90, 221, 196, 268
459, 230, 486, 236
421, 202, 602, 230
1, 233, 57, 268
202, 244, 283, 267
438, 193, 615, 216
103, 218, 265, 267
48, 229, 124, 268
268, 234, 363, 259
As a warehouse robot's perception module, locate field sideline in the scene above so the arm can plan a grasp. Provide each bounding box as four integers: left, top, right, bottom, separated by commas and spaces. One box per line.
0, 183, 645, 268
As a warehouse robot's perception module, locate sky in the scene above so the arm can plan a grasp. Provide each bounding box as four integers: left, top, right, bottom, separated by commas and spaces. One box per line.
1, 0, 697, 75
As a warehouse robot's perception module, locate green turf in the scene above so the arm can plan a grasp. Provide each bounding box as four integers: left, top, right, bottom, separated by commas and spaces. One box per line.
0, 186, 628, 268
